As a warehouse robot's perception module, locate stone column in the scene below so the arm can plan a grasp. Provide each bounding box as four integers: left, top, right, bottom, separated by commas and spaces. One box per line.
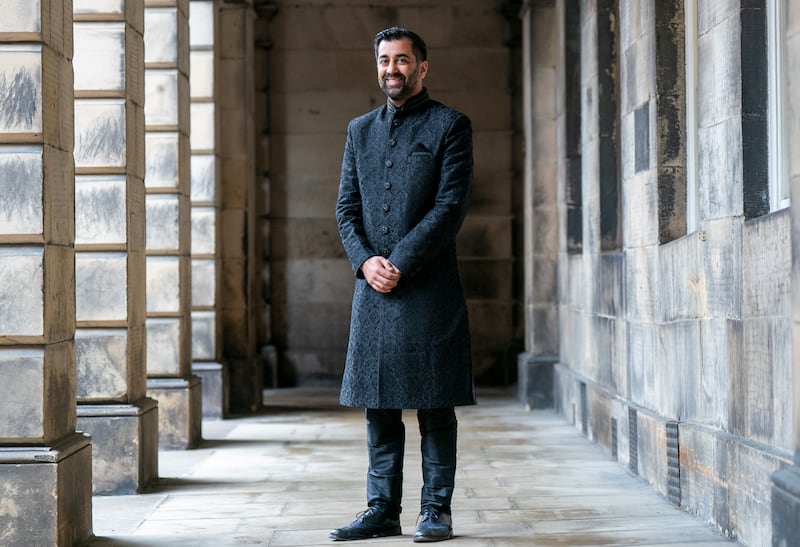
771, 1, 800, 543
517, 1, 559, 409
0, 2, 93, 545
189, 0, 226, 418
72, 0, 159, 495
219, 0, 263, 412
144, 0, 202, 449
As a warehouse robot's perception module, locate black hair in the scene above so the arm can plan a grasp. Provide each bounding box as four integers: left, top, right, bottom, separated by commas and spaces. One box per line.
373, 27, 427, 62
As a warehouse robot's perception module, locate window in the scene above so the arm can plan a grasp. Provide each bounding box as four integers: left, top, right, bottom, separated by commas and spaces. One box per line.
768, 0, 788, 210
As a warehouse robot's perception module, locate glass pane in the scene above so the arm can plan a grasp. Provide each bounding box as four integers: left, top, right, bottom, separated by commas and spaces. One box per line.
146, 256, 180, 312
75, 252, 128, 321
145, 132, 179, 189
0, 349, 43, 438
0, 1, 41, 32
75, 175, 127, 245
0, 145, 42, 235
190, 50, 213, 99
191, 258, 215, 307
190, 154, 215, 202
74, 99, 126, 168
146, 318, 180, 375
189, 1, 214, 47
190, 102, 214, 150
0, 45, 42, 134
76, 329, 128, 399
74, 0, 124, 14
144, 8, 178, 64
74, 23, 126, 92
191, 310, 215, 359
0, 247, 43, 336
145, 69, 178, 126
191, 207, 215, 255
145, 194, 180, 251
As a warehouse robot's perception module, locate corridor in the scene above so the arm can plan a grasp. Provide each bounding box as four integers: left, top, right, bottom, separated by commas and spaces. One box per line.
86, 389, 735, 546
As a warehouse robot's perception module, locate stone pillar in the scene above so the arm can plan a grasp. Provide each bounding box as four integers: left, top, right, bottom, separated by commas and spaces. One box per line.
219, 0, 263, 412
144, 0, 202, 449
72, 0, 159, 495
189, 0, 227, 418
772, 2, 800, 544
517, 1, 559, 409
0, 2, 93, 545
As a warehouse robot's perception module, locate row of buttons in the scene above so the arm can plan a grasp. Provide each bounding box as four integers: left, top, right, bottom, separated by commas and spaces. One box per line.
382, 121, 400, 257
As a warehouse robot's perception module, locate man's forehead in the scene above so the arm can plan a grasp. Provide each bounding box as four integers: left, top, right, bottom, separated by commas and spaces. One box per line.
377, 38, 414, 57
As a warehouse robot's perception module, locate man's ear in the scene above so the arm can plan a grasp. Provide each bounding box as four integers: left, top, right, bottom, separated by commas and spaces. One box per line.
419, 60, 429, 80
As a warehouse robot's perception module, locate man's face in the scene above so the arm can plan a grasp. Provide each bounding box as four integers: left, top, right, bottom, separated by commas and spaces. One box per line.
376, 37, 428, 106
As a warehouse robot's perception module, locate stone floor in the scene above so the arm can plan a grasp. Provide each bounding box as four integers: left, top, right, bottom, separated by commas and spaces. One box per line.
87, 388, 736, 546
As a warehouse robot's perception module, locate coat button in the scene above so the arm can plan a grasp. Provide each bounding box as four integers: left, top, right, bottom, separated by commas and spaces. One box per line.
385, 160, 393, 168
381, 225, 390, 234
383, 247, 390, 256
384, 182, 391, 190
382, 204, 390, 212
389, 139, 396, 147
393, 120, 401, 127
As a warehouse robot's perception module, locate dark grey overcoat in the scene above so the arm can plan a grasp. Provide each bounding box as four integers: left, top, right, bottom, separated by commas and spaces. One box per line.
336, 89, 476, 409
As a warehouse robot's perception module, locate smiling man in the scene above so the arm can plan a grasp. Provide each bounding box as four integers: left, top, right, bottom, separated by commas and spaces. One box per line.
331, 27, 475, 543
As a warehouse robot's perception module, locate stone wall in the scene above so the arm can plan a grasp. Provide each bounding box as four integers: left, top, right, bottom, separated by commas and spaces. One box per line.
265, 0, 522, 387
535, 1, 794, 545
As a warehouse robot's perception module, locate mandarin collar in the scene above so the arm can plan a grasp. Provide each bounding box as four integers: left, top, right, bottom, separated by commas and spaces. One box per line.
386, 88, 430, 116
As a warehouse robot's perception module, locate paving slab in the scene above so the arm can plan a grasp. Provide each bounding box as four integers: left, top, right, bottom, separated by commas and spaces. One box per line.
87, 388, 736, 546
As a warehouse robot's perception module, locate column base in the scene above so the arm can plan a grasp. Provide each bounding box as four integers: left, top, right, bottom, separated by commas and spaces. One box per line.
772, 464, 800, 546
147, 375, 203, 450
193, 361, 228, 419
517, 352, 556, 409
77, 398, 159, 494
0, 433, 93, 546
229, 355, 264, 413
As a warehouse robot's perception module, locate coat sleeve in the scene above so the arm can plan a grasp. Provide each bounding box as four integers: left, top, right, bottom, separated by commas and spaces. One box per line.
336, 123, 374, 278
389, 113, 473, 277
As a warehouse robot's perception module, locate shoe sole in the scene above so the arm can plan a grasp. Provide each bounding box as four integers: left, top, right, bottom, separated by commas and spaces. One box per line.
412, 532, 453, 543
330, 528, 402, 541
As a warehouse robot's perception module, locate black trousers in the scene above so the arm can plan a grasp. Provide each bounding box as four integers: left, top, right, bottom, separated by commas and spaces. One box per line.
365, 407, 457, 518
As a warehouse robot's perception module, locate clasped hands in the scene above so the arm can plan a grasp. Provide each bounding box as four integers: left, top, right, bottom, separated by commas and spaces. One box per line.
361, 256, 401, 293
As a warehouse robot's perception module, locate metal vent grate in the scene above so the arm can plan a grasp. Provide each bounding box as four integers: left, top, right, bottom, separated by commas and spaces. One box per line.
611, 417, 618, 460
628, 408, 638, 475
667, 421, 681, 506
580, 382, 588, 435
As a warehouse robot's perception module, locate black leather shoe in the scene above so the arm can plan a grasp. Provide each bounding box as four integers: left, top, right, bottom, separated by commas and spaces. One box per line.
413, 507, 453, 542
329, 504, 402, 541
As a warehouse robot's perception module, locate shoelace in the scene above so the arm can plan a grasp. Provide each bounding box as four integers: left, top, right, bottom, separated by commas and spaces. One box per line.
356, 506, 383, 521
417, 507, 439, 524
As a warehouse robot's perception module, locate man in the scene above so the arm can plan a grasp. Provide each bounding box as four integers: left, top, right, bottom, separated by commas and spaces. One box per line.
331, 27, 475, 543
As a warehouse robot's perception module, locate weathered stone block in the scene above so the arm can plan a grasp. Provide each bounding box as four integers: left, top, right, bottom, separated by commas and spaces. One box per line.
76, 398, 158, 494
0, 434, 92, 547
772, 465, 800, 547
193, 361, 226, 419
147, 375, 202, 449
517, 352, 555, 410
742, 209, 791, 319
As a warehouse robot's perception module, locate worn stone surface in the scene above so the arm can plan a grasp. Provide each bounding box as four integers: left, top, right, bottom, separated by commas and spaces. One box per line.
85, 389, 733, 546
147, 376, 202, 450
76, 399, 158, 494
